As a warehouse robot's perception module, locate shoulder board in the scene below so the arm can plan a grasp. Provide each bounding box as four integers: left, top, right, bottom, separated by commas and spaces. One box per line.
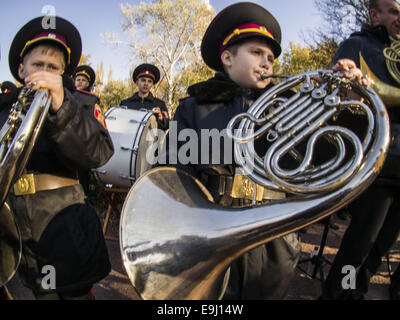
179, 96, 190, 103
154, 97, 165, 103
349, 31, 367, 38
76, 88, 96, 96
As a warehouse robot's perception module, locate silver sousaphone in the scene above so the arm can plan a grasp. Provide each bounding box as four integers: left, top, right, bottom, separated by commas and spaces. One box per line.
120, 70, 390, 300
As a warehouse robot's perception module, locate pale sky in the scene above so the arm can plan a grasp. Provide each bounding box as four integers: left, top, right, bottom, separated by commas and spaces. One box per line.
0, 0, 323, 84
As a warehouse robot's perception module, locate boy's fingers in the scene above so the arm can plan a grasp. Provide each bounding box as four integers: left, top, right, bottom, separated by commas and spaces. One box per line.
26, 81, 37, 88
333, 59, 357, 73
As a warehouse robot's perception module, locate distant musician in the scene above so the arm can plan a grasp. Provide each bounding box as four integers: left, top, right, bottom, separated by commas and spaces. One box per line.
120, 63, 169, 130
73, 65, 100, 104
73, 65, 95, 91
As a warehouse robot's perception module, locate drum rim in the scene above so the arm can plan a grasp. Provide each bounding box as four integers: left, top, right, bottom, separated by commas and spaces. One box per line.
129, 111, 156, 184
96, 107, 157, 188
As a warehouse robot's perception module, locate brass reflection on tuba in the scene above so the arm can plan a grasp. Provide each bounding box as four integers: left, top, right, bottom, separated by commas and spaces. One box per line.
120, 70, 390, 300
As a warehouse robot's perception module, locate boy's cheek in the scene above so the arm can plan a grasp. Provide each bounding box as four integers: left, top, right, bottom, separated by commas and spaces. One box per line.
252, 78, 271, 89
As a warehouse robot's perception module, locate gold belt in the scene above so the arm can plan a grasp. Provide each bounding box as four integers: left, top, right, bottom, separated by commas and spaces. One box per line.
13, 173, 79, 196
230, 174, 286, 202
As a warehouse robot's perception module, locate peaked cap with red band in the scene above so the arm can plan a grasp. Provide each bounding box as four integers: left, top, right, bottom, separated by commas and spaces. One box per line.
0, 81, 17, 94
9, 16, 82, 84
201, 2, 282, 71
74, 65, 96, 89
132, 63, 160, 84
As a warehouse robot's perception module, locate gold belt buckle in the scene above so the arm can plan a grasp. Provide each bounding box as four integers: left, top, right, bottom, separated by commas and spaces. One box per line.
230, 175, 264, 202
13, 173, 36, 196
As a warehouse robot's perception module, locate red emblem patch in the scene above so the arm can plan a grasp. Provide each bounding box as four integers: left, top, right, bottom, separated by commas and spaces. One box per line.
94, 104, 107, 129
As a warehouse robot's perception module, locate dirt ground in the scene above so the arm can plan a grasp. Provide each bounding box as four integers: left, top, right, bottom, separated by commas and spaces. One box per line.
4, 206, 399, 301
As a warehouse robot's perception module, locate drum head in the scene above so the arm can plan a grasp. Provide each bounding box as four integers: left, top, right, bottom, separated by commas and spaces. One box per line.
94, 107, 166, 189
0, 202, 22, 286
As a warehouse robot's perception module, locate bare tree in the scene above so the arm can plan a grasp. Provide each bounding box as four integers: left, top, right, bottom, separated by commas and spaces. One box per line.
79, 53, 92, 66
312, 0, 370, 42
104, 0, 214, 112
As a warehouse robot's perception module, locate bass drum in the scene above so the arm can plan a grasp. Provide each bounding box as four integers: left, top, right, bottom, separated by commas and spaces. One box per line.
94, 107, 161, 189
0, 201, 22, 287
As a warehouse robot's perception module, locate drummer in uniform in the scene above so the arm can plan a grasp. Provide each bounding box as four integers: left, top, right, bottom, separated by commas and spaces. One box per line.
120, 63, 169, 130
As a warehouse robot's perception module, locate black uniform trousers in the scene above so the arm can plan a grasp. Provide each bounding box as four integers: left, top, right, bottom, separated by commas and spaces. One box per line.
390, 263, 400, 298
12, 185, 110, 298
222, 232, 300, 300
323, 183, 400, 299
203, 186, 301, 300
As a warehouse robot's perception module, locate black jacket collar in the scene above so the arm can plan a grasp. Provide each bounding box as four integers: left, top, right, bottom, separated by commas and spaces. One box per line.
129, 92, 155, 102
353, 23, 391, 46
187, 72, 273, 103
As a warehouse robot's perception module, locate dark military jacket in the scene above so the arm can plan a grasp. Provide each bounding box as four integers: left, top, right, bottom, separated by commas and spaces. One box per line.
72, 89, 102, 195
0, 87, 113, 176
120, 92, 169, 130
169, 72, 301, 205
333, 24, 400, 93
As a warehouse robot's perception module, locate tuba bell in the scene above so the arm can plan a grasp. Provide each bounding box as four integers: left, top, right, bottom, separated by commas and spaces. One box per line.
120, 70, 390, 300
0, 88, 51, 286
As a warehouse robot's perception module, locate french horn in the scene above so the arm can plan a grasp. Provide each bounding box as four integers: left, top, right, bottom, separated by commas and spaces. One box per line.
0, 88, 51, 286
120, 70, 390, 300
